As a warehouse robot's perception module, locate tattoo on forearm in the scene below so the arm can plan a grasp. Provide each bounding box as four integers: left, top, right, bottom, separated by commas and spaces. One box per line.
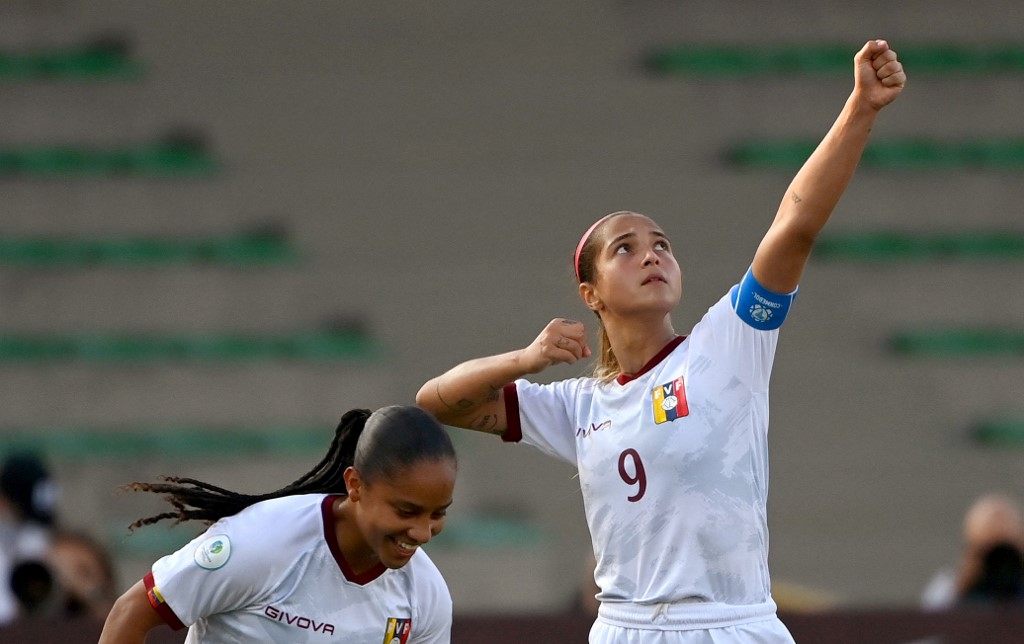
791, 192, 803, 203
470, 414, 501, 434
436, 382, 501, 414
436, 382, 476, 413
560, 319, 579, 325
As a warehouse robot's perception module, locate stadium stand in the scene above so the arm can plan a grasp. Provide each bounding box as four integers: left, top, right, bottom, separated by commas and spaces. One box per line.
1, 1, 1022, 640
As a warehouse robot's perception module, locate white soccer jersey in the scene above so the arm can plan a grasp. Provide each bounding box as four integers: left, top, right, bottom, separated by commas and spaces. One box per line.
504, 277, 794, 627
144, 494, 452, 644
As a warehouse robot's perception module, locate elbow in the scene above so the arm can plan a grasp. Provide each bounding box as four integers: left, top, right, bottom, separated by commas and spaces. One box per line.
414, 383, 435, 412
415, 381, 446, 419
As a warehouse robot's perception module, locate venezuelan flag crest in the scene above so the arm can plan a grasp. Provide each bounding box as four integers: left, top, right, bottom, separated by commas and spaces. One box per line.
382, 617, 412, 644
652, 376, 689, 424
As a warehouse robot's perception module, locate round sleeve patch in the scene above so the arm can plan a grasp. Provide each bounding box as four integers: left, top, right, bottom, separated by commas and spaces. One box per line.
193, 534, 232, 570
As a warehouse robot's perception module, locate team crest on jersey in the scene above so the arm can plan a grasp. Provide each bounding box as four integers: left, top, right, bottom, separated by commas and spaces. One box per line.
652, 376, 689, 424
382, 617, 412, 644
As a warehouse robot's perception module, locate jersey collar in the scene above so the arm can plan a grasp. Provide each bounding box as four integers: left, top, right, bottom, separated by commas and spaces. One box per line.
616, 335, 685, 385
321, 495, 387, 585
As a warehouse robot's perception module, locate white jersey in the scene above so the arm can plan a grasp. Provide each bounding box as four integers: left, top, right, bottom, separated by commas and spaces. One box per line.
144, 494, 452, 644
504, 278, 794, 627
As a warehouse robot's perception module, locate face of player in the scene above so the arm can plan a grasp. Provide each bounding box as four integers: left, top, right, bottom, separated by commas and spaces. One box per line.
347, 458, 456, 570
581, 213, 682, 319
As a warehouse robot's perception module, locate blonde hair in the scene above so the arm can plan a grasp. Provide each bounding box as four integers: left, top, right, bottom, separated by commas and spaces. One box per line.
574, 211, 643, 383
592, 323, 620, 383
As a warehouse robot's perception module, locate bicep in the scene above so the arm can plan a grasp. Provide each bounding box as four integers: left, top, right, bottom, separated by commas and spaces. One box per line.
751, 218, 815, 294
98, 580, 167, 644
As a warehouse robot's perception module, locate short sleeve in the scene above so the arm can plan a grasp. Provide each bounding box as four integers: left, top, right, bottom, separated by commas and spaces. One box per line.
410, 553, 453, 644
703, 274, 789, 392
502, 378, 586, 465
148, 502, 304, 627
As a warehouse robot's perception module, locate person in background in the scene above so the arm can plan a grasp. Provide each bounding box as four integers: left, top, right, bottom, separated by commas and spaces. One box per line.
0, 452, 59, 625
417, 40, 905, 643
922, 492, 1024, 610
46, 530, 118, 622
99, 406, 456, 644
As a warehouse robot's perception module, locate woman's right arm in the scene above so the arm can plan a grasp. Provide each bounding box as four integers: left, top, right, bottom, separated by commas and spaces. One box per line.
415, 318, 590, 434
98, 580, 167, 644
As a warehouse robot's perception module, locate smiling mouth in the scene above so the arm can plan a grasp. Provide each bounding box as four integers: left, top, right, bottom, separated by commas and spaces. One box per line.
393, 538, 419, 555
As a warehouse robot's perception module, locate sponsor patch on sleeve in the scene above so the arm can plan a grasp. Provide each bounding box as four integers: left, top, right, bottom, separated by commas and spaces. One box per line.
193, 534, 232, 570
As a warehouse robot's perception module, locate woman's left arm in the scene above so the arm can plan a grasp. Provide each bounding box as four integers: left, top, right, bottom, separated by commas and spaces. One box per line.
752, 39, 906, 293
98, 580, 167, 644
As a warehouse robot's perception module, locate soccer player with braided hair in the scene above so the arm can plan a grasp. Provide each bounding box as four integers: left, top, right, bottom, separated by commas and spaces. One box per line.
99, 405, 456, 644
418, 41, 905, 643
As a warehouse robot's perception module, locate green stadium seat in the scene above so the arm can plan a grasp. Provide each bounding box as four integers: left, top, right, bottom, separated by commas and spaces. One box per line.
430, 516, 546, 550
0, 38, 141, 80
729, 138, 1024, 170
0, 328, 381, 364
0, 229, 297, 267
971, 418, 1024, 447
105, 520, 200, 556
0, 138, 218, 178
645, 43, 1024, 77
813, 231, 1024, 262
0, 426, 332, 460
888, 328, 1024, 357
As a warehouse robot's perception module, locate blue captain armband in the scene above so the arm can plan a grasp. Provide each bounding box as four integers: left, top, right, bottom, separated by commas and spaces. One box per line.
728, 266, 798, 330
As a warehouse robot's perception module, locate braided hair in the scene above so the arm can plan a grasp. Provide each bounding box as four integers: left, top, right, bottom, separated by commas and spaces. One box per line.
125, 405, 455, 531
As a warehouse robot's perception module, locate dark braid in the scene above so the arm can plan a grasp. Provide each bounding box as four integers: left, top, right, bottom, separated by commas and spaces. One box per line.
125, 409, 372, 531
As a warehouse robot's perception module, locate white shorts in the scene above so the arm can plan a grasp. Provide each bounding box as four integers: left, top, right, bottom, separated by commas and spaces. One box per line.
589, 616, 795, 644
590, 601, 795, 644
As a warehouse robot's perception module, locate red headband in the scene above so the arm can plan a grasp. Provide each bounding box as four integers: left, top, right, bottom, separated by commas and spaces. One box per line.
573, 213, 617, 282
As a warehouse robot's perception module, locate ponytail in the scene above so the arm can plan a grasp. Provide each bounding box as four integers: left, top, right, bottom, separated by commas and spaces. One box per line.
124, 408, 373, 531
591, 323, 621, 383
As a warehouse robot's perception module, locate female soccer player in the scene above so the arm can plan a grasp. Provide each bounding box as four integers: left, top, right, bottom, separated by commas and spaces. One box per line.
416, 40, 905, 642
99, 405, 456, 644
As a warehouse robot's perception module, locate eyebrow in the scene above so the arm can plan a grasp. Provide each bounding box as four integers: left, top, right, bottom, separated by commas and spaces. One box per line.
394, 500, 454, 512
607, 230, 669, 247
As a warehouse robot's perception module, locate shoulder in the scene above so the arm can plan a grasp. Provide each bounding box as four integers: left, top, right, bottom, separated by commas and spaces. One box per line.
405, 549, 452, 608
517, 375, 595, 397
213, 494, 329, 550
156, 495, 330, 585
406, 549, 453, 629
407, 548, 449, 592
